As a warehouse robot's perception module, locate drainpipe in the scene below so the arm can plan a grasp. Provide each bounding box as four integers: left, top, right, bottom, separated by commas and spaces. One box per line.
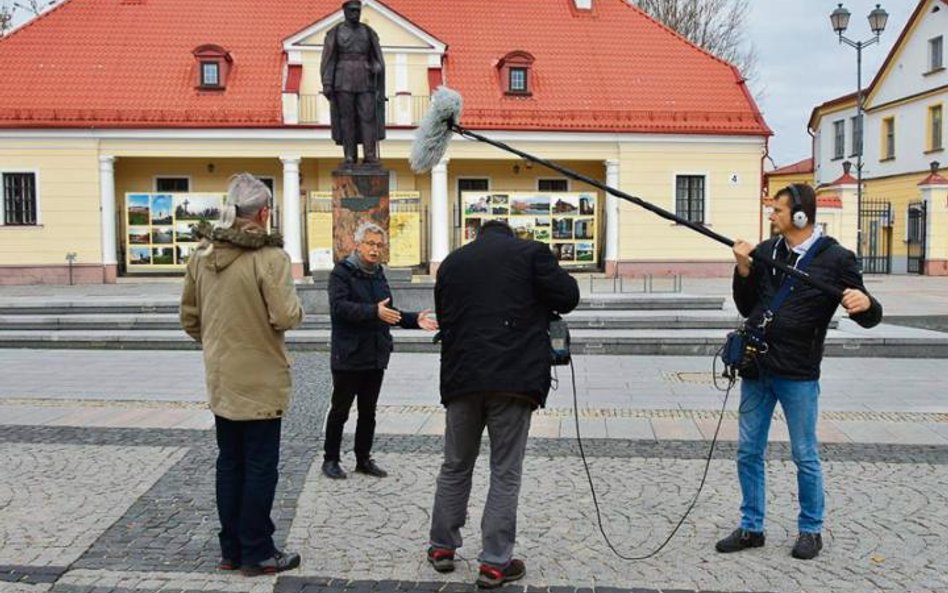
759, 136, 770, 242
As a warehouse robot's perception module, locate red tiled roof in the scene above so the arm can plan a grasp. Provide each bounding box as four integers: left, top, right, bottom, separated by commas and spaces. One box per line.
817, 194, 842, 208
766, 157, 814, 177
918, 172, 948, 186
0, 0, 770, 135
829, 172, 858, 186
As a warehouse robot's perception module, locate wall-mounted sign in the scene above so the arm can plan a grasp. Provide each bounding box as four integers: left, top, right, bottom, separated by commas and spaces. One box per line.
307, 190, 422, 271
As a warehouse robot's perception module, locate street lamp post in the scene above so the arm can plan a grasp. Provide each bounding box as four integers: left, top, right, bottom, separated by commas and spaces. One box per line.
830, 3, 888, 265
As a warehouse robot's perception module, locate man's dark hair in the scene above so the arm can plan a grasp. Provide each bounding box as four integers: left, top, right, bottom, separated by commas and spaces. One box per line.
480, 219, 514, 237
774, 183, 817, 225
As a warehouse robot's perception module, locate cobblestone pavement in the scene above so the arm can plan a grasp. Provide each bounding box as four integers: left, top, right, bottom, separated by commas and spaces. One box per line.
2, 351, 947, 593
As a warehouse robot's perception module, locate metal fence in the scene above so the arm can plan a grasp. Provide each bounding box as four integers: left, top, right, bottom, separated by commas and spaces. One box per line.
907, 201, 927, 275
859, 199, 893, 274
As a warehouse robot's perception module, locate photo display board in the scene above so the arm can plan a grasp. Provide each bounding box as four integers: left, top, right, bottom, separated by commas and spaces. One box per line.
461, 191, 599, 266
124, 193, 226, 271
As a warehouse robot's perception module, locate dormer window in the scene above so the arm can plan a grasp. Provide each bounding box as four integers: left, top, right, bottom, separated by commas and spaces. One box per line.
193, 44, 232, 90
497, 50, 535, 97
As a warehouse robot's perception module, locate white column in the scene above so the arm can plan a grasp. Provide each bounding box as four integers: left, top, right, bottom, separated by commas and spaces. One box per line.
282, 92, 299, 125
280, 156, 303, 266
430, 159, 450, 265
98, 156, 117, 266
604, 159, 620, 264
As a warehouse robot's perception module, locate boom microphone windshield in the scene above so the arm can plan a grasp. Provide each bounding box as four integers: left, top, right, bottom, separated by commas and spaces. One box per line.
410, 86, 463, 173
409, 87, 843, 300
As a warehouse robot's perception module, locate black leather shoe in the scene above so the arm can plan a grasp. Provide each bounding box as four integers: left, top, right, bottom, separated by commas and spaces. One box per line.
240, 550, 301, 576
322, 460, 347, 480
791, 532, 823, 560
715, 528, 765, 553
355, 458, 388, 478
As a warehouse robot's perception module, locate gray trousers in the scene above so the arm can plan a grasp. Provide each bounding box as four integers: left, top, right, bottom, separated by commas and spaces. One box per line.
429, 392, 533, 567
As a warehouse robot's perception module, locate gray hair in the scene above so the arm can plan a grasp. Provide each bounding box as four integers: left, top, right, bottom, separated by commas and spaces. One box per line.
355, 221, 386, 243
218, 173, 272, 229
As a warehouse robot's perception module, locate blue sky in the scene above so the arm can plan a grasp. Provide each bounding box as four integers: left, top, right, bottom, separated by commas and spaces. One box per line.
8, 0, 916, 168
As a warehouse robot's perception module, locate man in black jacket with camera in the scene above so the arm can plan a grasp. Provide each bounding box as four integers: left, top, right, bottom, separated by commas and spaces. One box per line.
716, 183, 882, 560
425, 220, 579, 588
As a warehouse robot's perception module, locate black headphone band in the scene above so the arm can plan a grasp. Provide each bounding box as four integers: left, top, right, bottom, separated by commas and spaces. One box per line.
785, 184, 803, 212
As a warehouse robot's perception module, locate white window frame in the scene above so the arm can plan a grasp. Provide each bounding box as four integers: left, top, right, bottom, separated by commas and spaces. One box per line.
832, 119, 845, 160
509, 68, 527, 92
883, 117, 896, 160
929, 36, 944, 72
671, 172, 710, 226
153, 175, 192, 193
536, 177, 570, 192
850, 114, 863, 158
0, 169, 41, 226
201, 61, 221, 87
930, 104, 944, 152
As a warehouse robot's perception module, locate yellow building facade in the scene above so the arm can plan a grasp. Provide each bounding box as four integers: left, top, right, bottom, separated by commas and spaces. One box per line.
0, 0, 770, 284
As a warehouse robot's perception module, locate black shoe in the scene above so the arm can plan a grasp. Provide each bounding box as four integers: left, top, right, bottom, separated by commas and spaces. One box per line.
217, 558, 239, 571
355, 458, 388, 478
476, 559, 525, 589
322, 460, 347, 480
715, 528, 765, 553
791, 532, 823, 560
239, 550, 301, 576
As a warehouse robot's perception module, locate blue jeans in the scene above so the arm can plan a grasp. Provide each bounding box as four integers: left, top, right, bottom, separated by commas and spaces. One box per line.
215, 415, 282, 564
737, 373, 824, 534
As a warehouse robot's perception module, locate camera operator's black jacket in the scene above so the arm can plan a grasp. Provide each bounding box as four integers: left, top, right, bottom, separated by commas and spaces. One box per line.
435, 226, 580, 408
734, 235, 882, 380
328, 258, 419, 371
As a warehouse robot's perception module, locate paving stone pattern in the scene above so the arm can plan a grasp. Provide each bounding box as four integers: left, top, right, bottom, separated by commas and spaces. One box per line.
2, 353, 947, 593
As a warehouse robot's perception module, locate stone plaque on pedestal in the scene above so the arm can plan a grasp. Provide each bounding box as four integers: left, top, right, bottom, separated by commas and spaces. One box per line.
332, 165, 390, 262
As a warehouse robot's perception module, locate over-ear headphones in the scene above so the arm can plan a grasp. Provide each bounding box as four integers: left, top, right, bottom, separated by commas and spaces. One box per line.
785, 184, 809, 229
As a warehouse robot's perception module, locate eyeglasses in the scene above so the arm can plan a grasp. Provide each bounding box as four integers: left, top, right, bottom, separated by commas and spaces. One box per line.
362, 240, 385, 249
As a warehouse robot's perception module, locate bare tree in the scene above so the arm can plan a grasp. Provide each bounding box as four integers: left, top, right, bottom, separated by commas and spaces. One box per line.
1, 0, 62, 36
0, 3, 13, 37
633, 0, 758, 85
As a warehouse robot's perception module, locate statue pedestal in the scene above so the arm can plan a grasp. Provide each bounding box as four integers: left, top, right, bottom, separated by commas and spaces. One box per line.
332, 165, 390, 262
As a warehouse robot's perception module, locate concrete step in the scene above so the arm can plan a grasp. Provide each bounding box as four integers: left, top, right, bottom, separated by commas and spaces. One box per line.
0, 291, 726, 316
0, 321, 941, 357
0, 309, 760, 331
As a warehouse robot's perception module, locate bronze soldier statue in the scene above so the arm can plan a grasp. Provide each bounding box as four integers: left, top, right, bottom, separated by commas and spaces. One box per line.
321, 0, 386, 166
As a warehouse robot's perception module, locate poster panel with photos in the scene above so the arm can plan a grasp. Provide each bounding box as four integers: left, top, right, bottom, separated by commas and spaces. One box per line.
124, 193, 226, 272
461, 191, 599, 266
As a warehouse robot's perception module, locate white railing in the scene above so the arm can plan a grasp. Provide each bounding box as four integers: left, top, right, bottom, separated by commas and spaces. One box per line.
297, 94, 430, 126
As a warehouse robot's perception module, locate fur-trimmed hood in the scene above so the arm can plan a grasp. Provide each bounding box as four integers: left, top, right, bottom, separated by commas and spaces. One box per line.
192, 220, 284, 271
